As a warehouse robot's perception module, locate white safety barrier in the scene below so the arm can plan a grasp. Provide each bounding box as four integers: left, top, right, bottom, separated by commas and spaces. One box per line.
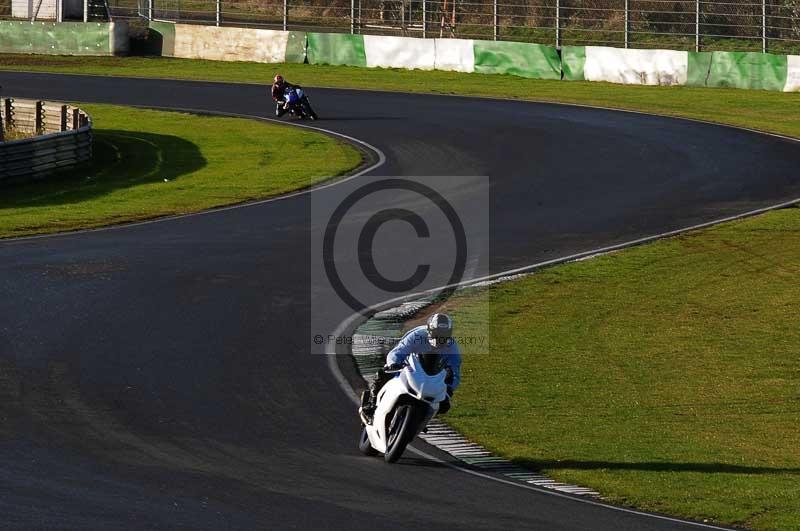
584, 47, 689, 86
173, 26, 291, 63
434, 38, 475, 73
363, 35, 436, 70
785, 55, 800, 92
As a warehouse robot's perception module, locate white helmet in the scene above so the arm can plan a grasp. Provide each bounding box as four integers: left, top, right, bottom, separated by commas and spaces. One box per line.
426, 313, 453, 347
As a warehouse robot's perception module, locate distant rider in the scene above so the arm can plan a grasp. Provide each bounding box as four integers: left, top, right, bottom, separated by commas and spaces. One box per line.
360, 313, 461, 424
271, 74, 299, 117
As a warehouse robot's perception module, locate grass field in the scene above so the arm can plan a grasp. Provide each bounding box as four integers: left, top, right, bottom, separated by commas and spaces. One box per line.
435, 207, 800, 530
0, 104, 360, 238
3, 57, 800, 529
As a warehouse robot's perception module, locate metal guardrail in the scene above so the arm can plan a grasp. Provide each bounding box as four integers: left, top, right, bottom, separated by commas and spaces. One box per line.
0, 98, 92, 183
100, 0, 800, 54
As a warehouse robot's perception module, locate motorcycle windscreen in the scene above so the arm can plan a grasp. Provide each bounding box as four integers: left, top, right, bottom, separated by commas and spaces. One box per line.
405, 357, 447, 402
417, 352, 441, 376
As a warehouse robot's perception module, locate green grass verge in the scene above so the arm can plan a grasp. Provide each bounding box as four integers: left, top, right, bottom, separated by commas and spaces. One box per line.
0, 104, 361, 238
1, 55, 799, 139
433, 207, 800, 530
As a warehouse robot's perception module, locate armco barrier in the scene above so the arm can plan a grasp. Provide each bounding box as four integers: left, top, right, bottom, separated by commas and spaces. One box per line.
148, 22, 304, 64
0, 98, 92, 183
0, 21, 128, 56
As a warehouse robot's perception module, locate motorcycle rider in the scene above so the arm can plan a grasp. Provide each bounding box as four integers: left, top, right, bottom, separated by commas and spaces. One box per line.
271, 74, 298, 117
360, 313, 461, 424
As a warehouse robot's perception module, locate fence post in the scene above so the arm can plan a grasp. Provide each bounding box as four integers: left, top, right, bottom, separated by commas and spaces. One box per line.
624, 0, 629, 48
350, 0, 354, 34
35, 101, 44, 135
60, 105, 68, 132
148, 0, 152, 20
283, 0, 287, 31
695, 0, 700, 51
216, 0, 220, 26
762, 0, 767, 52
556, 0, 561, 48
73, 108, 80, 131
83, 0, 88, 22
493, 0, 498, 41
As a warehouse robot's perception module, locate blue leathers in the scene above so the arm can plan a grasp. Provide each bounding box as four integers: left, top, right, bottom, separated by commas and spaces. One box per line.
386, 325, 461, 391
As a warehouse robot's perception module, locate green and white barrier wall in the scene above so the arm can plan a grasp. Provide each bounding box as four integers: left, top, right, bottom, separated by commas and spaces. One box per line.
304, 32, 560, 79
146, 22, 796, 92
787, 56, 800, 92
564, 45, 799, 92
0, 21, 128, 56
0, 19, 780, 93
148, 23, 795, 92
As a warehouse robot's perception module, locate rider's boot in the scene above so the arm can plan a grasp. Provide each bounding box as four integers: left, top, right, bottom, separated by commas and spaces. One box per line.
358, 390, 374, 425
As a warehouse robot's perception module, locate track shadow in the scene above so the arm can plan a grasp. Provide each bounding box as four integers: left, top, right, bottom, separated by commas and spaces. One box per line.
397, 456, 446, 468
514, 459, 800, 475
0, 129, 206, 208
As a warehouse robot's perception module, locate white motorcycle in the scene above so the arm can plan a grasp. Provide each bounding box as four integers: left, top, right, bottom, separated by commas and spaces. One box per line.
358, 353, 449, 463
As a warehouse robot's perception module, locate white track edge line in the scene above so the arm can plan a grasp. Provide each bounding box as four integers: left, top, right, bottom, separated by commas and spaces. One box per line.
405, 445, 732, 531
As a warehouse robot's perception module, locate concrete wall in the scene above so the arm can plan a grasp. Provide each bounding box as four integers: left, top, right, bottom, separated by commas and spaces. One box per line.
0, 21, 129, 55
150, 23, 305, 64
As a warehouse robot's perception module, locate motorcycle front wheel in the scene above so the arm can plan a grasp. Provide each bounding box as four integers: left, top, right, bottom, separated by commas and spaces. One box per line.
384, 404, 419, 463
358, 426, 378, 456
301, 99, 318, 120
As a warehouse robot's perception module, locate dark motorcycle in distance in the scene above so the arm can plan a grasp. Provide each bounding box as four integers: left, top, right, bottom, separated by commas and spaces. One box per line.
282, 87, 318, 120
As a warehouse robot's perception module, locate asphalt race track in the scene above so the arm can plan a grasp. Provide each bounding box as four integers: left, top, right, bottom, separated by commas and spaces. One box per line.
2, 72, 800, 530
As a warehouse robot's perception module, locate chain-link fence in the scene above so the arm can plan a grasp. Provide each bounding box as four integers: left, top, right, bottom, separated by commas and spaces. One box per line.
3, 0, 799, 53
